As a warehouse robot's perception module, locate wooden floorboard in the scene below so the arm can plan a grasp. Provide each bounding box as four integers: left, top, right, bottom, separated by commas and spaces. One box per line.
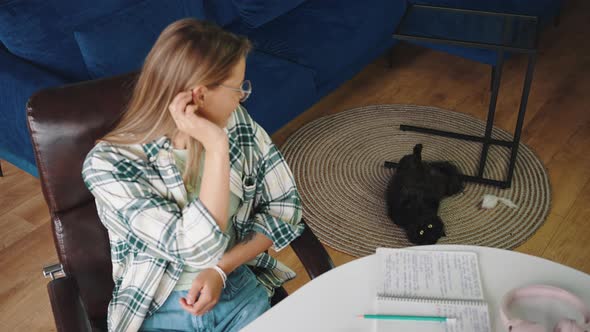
0, 0, 588, 330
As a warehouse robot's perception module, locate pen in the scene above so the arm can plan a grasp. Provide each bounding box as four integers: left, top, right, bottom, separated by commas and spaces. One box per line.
358, 314, 456, 322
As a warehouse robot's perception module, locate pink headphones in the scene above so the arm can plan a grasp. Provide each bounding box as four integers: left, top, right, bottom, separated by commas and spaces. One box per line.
500, 285, 590, 332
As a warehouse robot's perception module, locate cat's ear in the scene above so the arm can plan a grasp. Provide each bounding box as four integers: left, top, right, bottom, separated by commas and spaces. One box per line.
413, 144, 423, 162
439, 218, 447, 237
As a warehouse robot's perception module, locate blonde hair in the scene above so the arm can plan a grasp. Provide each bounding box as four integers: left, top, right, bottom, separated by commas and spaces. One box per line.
100, 18, 251, 186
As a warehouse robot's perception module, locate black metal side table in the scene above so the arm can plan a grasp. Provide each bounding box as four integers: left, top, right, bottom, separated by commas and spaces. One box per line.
385, 4, 540, 189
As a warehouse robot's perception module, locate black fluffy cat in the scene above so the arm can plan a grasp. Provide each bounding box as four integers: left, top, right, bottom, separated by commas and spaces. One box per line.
385, 144, 464, 245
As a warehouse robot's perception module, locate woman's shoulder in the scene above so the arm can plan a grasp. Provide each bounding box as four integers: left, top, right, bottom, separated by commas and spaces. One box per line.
227, 105, 272, 147
83, 140, 147, 172
228, 105, 256, 130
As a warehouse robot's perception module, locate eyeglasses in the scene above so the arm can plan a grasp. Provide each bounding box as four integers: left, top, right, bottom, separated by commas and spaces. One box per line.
217, 80, 252, 102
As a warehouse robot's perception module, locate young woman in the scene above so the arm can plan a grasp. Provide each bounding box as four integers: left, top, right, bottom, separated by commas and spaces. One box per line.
82, 18, 304, 332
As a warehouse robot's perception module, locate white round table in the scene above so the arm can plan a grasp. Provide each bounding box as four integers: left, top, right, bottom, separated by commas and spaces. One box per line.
243, 245, 590, 332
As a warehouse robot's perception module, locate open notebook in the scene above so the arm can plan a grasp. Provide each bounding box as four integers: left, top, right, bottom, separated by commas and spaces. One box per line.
374, 248, 491, 332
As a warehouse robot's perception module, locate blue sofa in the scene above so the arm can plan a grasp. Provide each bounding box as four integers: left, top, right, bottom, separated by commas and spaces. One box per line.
0, 0, 406, 177
0, 0, 560, 177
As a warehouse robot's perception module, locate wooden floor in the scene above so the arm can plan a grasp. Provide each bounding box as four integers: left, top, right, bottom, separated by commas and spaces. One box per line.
1, 1, 589, 330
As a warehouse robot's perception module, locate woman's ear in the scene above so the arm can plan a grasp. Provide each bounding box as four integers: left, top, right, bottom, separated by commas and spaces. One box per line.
191, 85, 207, 106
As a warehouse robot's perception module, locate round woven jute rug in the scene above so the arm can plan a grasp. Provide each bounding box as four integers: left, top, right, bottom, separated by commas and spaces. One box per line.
281, 104, 551, 257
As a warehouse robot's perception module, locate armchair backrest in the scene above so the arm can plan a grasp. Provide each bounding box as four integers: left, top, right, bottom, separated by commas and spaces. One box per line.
27, 72, 139, 329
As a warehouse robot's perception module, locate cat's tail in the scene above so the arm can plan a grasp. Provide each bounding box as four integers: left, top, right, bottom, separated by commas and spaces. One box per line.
413, 144, 423, 162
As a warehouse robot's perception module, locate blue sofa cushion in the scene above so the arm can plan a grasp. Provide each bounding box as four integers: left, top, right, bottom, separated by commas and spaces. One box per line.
227, 0, 406, 87
74, 0, 205, 79
0, 48, 68, 177
232, 0, 306, 28
0, 0, 140, 81
242, 50, 316, 134
202, 0, 240, 27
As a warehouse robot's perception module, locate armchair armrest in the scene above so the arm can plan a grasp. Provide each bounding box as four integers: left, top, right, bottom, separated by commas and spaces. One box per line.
47, 277, 92, 332
289, 219, 334, 280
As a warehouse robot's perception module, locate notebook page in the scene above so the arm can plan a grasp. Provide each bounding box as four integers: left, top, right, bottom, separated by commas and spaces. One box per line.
376, 248, 484, 300
375, 298, 491, 332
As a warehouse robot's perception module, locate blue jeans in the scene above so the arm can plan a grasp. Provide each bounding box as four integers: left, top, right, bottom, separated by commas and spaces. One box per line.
140, 265, 270, 332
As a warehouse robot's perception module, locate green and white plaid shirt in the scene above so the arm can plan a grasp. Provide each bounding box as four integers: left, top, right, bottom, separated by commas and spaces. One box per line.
82, 106, 304, 332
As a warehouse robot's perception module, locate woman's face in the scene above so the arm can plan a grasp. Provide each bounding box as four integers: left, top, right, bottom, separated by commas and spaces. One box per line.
192, 57, 246, 127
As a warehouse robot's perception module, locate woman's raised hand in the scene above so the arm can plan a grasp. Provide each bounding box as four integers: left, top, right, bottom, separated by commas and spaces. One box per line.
168, 91, 228, 151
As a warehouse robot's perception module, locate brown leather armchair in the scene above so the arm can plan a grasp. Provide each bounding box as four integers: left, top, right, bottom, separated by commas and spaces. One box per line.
26, 72, 334, 332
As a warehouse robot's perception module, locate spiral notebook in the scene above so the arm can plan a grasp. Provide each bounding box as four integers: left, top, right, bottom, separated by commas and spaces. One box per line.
374, 248, 491, 332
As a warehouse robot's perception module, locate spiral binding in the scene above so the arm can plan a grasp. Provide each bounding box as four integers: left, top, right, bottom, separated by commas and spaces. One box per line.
376, 295, 487, 307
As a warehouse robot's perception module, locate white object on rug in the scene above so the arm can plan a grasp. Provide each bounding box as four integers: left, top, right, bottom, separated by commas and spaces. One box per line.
481, 194, 518, 209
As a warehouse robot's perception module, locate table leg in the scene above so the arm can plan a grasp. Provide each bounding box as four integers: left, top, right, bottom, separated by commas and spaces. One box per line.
490, 65, 496, 91
505, 53, 537, 186
477, 51, 505, 178
398, 125, 511, 147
